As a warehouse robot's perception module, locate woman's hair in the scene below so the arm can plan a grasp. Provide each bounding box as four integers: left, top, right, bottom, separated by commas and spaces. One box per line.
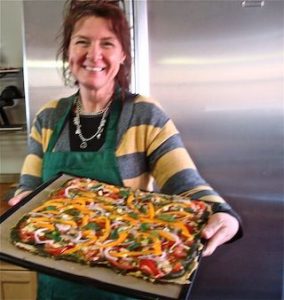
58, 0, 131, 94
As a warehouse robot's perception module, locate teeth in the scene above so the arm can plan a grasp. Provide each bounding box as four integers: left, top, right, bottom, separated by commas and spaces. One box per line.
85, 66, 104, 72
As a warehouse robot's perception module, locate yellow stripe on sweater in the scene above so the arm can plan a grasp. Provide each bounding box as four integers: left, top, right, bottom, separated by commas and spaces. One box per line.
30, 126, 53, 152
152, 148, 196, 188
116, 125, 161, 156
35, 99, 59, 115
21, 154, 42, 177
147, 119, 179, 156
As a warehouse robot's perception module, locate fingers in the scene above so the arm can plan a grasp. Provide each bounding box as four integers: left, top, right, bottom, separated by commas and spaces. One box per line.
8, 191, 32, 206
202, 213, 239, 257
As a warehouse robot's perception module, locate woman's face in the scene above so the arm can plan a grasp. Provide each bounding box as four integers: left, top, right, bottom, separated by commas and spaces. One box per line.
68, 16, 125, 93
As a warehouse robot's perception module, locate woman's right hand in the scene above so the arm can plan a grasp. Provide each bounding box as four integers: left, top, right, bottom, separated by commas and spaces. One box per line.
8, 191, 32, 206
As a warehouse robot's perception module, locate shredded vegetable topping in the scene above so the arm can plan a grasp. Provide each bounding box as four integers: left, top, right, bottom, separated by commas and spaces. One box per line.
11, 178, 212, 284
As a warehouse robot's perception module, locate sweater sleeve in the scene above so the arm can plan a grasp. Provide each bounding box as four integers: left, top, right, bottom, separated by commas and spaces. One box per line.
15, 100, 59, 195
144, 99, 243, 240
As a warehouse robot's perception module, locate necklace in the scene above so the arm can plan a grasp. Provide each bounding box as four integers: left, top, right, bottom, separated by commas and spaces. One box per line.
73, 96, 112, 149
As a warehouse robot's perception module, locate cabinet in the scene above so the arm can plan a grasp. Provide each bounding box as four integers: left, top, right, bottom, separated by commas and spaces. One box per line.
0, 261, 37, 300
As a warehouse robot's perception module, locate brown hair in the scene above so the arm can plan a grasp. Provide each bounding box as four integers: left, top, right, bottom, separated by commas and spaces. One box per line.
58, 0, 131, 94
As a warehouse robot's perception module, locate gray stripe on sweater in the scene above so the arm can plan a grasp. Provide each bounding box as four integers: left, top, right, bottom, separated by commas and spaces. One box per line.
161, 169, 208, 195
116, 152, 149, 179
148, 134, 185, 170
19, 174, 43, 191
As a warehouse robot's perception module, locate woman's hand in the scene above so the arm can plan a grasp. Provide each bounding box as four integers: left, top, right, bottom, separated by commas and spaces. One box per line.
201, 212, 239, 256
8, 191, 32, 206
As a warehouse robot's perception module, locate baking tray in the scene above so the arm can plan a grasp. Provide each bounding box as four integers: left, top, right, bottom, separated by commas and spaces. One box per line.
0, 173, 204, 300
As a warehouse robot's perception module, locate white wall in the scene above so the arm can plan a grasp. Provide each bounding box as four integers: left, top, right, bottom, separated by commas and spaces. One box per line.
0, 0, 27, 179
0, 0, 23, 68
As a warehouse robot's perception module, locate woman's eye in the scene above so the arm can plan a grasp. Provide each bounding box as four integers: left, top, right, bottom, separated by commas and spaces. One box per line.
102, 41, 114, 48
75, 40, 88, 46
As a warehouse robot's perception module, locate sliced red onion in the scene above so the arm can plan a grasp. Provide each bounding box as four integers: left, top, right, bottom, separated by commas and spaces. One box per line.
139, 251, 167, 261
87, 203, 105, 212
70, 231, 82, 243
103, 247, 118, 261
64, 185, 80, 198
34, 228, 54, 244
55, 223, 71, 232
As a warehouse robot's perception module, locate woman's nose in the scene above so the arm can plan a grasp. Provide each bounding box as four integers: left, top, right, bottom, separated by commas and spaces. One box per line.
86, 43, 102, 61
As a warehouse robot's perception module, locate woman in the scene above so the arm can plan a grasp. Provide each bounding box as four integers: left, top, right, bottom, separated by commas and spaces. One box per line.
9, 1, 241, 299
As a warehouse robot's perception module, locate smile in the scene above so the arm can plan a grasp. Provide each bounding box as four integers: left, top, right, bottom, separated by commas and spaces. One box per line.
84, 66, 105, 72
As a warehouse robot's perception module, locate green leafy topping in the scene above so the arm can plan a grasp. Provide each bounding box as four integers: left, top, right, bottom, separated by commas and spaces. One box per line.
157, 214, 176, 222
63, 208, 80, 217
139, 206, 147, 213
119, 189, 130, 198
184, 207, 195, 213
45, 206, 57, 211
45, 231, 61, 242
128, 212, 138, 219
83, 222, 101, 231
140, 223, 150, 231
127, 242, 141, 251
110, 227, 119, 240
90, 184, 103, 191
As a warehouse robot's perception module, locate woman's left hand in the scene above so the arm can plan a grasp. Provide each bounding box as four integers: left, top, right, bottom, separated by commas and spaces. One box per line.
201, 212, 239, 256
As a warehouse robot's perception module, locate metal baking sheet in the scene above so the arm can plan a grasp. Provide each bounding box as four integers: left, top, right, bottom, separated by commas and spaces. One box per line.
0, 173, 202, 300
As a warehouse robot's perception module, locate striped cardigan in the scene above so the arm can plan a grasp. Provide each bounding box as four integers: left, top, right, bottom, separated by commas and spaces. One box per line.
18, 92, 226, 206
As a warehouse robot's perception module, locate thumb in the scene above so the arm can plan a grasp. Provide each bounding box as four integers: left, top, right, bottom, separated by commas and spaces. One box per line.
202, 216, 223, 240
8, 191, 31, 206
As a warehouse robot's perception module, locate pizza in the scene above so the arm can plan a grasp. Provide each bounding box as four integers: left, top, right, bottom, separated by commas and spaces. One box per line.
10, 177, 212, 284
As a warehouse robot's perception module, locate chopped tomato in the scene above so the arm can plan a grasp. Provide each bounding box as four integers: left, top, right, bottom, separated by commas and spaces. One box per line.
172, 245, 188, 258
19, 230, 35, 243
172, 261, 184, 273
84, 249, 100, 261
139, 259, 164, 278
108, 193, 120, 200
109, 259, 135, 270
161, 240, 175, 250
185, 224, 195, 234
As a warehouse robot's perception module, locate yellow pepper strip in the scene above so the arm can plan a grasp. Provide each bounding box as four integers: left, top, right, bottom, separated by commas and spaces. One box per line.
55, 220, 78, 227
140, 217, 191, 238
109, 186, 120, 193
29, 217, 52, 222
97, 217, 111, 242
63, 244, 81, 254
126, 194, 139, 213
147, 202, 155, 219
61, 205, 91, 214
100, 231, 128, 249
81, 215, 89, 227
40, 210, 60, 215
82, 229, 96, 238
33, 223, 55, 231
157, 230, 177, 242
70, 197, 88, 205
32, 202, 63, 212
44, 198, 68, 204
115, 215, 138, 225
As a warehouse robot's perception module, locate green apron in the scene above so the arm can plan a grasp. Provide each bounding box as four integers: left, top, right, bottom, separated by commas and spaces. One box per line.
38, 97, 138, 300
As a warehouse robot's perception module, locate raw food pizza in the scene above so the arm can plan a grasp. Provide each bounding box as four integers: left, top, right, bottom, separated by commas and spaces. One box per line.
11, 178, 212, 284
